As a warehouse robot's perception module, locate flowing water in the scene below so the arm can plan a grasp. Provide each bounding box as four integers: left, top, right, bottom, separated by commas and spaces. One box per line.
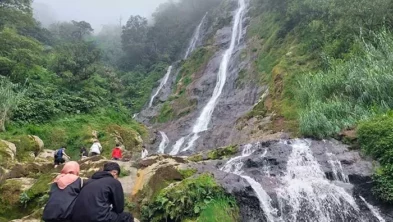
148, 66, 173, 108
184, 12, 208, 59
327, 152, 349, 183
276, 140, 360, 222
360, 196, 386, 222
172, 0, 247, 153
219, 139, 387, 222
221, 144, 279, 222
157, 131, 169, 154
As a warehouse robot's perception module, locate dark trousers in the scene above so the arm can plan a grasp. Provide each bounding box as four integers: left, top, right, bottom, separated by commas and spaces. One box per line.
113, 212, 134, 222
54, 157, 65, 165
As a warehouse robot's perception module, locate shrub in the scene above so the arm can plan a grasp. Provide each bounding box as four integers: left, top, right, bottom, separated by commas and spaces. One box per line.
358, 113, 393, 203
141, 174, 238, 222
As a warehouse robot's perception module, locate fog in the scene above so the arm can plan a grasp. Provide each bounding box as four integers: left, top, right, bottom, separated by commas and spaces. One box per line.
33, 0, 169, 32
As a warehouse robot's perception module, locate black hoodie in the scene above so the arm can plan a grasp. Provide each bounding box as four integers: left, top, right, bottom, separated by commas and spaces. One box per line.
71, 171, 125, 222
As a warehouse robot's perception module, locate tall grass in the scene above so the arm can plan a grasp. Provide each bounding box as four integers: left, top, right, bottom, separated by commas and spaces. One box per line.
296, 30, 393, 137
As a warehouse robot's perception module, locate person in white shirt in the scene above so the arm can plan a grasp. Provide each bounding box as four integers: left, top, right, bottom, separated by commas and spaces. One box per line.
141, 147, 148, 159
90, 139, 102, 156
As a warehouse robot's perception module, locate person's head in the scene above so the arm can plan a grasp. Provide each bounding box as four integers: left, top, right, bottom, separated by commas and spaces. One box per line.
103, 162, 121, 179
60, 161, 80, 176
116, 143, 120, 147
93, 139, 99, 143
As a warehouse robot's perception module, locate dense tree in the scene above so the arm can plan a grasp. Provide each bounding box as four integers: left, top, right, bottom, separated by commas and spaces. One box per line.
0, 78, 25, 131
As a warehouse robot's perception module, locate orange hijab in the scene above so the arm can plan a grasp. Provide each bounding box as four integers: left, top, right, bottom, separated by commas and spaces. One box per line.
54, 161, 80, 189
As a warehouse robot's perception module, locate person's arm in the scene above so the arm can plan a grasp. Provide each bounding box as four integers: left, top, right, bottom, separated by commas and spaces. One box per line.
110, 180, 125, 213
62, 150, 70, 158
99, 143, 102, 151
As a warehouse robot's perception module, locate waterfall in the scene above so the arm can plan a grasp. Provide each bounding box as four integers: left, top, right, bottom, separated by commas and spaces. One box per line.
184, 12, 208, 59
172, 0, 247, 154
276, 139, 361, 222
359, 196, 386, 222
148, 66, 173, 108
221, 144, 278, 222
169, 136, 185, 155
327, 152, 349, 183
157, 131, 169, 154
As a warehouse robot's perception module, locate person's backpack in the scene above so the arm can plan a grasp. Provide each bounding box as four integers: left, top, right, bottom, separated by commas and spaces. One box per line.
54, 149, 63, 159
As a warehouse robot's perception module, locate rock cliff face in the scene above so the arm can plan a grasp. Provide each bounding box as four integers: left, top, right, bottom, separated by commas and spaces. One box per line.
138, 0, 268, 155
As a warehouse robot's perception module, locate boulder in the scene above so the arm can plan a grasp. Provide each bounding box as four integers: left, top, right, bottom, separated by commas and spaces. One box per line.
29, 136, 44, 151
35, 149, 54, 162
0, 140, 16, 161
6, 178, 36, 191
5, 162, 53, 180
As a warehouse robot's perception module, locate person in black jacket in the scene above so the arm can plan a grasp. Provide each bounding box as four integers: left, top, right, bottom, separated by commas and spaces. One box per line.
43, 161, 83, 222
71, 162, 134, 222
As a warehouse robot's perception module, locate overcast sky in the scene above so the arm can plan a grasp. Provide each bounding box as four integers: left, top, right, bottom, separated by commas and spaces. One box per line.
33, 0, 169, 32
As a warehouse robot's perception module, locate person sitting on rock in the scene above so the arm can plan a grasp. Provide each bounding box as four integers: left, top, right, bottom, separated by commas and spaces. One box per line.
141, 146, 148, 159
80, 146, 88, 160
90, 139, 102, 156
71, 162, 134, 222
54, 146, 70, 168
111, 144, 122, 160
43, 161, 84, 222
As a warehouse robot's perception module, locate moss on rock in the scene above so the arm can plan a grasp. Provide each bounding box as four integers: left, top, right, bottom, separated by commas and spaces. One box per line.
141, 173, 239, 222
206, 145, 238, 160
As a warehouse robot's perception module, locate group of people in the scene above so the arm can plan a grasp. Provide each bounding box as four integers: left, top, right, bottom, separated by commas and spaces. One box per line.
43, 161, 134, 222
54, 141, 150, 167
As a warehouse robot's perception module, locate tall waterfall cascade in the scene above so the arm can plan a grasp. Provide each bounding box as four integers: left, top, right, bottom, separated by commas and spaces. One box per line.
171, 0, 247, 154
148, 66, 173, 108
157, 131, 169, 154
184, 12, 208, 59
220, 139, 387, 222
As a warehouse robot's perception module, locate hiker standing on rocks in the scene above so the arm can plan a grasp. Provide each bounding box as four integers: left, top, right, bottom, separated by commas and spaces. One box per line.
54, 146, 70, 168
71, 162, 134, 222
43, 161, 83, 222
90, 139, 102, 156
111, 144, 122, 160
80, 146, 88, 160
141, 146, 148, 159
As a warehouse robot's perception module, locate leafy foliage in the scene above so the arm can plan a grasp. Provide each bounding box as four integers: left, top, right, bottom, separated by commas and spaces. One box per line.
358, 113, 393, 203
296, 31, 393, 138
141, 174, 238, 222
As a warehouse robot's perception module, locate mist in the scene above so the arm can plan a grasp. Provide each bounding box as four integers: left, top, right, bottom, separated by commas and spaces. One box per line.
32, 0, 169, 32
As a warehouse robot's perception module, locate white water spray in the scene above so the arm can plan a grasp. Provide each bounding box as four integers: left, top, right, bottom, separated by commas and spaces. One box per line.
327, 153, 349, 183
276, 139, 360, 222
176, 0, 247, 153
184, 12, 208, 59
148, 66, 173, 108
359, 196, 386, 222
169, 136, 185, 155
221, 144, 278, 222
157, 131, 169, 154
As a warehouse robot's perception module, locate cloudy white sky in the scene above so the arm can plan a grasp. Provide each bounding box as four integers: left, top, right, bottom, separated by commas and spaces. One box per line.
33, 0, 168, 31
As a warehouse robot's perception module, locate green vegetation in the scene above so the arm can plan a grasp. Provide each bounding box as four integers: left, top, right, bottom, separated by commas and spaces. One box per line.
178, 168, 197, 179
297, 31, 393, 138
119, 167, 131, 178
1, 109, 146, 160
197, 197, 239, 222
141, 174, 238, 222
156, 102, 174, 123
175, 47, 214, 95
358, 113, 393, 203
207, 145, 238, 160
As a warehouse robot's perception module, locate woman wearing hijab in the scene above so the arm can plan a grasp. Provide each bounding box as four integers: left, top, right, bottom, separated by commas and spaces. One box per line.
43, 161, 83, 222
